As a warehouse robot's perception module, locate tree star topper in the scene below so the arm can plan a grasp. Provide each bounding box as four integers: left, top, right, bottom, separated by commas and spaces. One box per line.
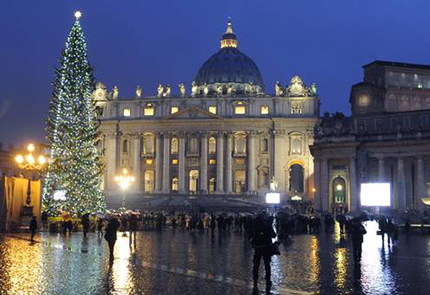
74, 11, 82, 20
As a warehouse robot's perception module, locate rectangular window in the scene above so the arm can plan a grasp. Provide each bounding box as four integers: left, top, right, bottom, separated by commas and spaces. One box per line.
171, 106, 179, 114
145, 159, 153, 165
260, 106, 269, 115
172, 159, 178, 165
235, 106, 246, 114
144, 107, 154, 116
209, 159, 216, 165
123, 108, 131, 117
208, 106, 217, 114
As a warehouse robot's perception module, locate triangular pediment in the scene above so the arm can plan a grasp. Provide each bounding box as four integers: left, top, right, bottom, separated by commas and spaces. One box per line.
164, 106, 222, 120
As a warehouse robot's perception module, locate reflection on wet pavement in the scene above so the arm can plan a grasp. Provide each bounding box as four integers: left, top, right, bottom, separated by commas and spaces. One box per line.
0, 221, 430, 295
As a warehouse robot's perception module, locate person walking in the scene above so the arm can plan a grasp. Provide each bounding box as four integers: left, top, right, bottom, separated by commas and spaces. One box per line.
128, 213, 138, 248
97, 218, 104, 238
81, 213, 90, 238
351, 219, 367, 263
105, 217, 121, 262
29, 216, 38, 242
251, 212, 277, 290
378, 215, 387, 243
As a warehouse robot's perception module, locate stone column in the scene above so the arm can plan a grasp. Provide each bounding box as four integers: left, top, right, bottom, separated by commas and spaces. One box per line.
132, 134, 141, 192
200, 133, 208, 193
350, 156, 358, 211
321, 158, 329, 211
378, 156, 385, 182
105, 134, 118, 191
155, 133, 163, 192
225, 132, 233, 193
273, 130, 285, 191
397, 157, 406, 209
162, 134, 170, 193
216, 132, 224, 193
417, 156, 426, 209
314, 159, 321, 210
248, 132, 256, 193
178, 133, 186, 193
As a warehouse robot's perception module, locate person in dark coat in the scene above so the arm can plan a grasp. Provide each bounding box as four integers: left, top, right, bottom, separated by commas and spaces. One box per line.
128, 213, 139, 248
29, 216, 38, 242
251, 212, 277, 290
351, 219, 367, 262
105, 217, 121, 261
81, 213, 90, 238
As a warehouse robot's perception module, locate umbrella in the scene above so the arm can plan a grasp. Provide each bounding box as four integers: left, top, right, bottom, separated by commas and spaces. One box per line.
95, 212, 105, 218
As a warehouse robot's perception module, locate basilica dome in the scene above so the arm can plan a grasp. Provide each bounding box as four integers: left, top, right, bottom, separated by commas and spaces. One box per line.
194, 19, 265, 95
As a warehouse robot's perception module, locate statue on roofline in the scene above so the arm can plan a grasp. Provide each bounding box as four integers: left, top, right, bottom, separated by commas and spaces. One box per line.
179, 83, 186, 97
157, 84, 164, 98
135, 85, 142, 98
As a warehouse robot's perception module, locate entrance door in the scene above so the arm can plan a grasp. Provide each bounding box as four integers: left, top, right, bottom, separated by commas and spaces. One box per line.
289, 164, 304, 193
332, 176, 346, 204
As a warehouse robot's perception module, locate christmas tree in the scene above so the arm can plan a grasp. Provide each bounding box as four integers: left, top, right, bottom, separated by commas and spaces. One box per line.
42, 11, 105, 216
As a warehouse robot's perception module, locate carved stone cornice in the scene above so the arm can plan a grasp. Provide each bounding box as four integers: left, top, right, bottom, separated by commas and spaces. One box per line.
272, 130, 286, 138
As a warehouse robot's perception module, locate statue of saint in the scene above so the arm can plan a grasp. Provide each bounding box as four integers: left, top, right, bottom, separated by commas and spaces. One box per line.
179, 83, 186, 97
275, 82, 283, 96
249, 83, 255, 94
310, 83, 317, 96
216, 84, 223, 95
157, 84, 164, 98
135, 85, 142, 98
227, 83, 235, 95
191, 81, 198, 97
203, 84, 209, 96
165, 85, 171, 97
270, 176, 278, 191
112, 86, 119, 99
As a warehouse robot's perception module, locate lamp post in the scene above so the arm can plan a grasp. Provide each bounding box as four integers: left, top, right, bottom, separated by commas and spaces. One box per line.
15, 144, 47, 216
115, 168, 135, 209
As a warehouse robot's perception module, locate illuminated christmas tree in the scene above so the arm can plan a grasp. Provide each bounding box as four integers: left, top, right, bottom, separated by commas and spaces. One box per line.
42, 11, 105, 216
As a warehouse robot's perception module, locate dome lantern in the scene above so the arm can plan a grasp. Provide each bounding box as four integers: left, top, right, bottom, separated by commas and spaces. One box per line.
220, 18, 238, 49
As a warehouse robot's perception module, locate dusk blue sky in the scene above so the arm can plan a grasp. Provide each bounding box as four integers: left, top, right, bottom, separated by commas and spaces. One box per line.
1, 0, 429, 146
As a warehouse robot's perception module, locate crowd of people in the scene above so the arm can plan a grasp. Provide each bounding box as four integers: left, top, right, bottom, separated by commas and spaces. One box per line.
29, 206, 416, 292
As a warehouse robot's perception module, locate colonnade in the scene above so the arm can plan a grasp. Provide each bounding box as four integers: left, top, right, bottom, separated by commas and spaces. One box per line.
314, 154, 428, 212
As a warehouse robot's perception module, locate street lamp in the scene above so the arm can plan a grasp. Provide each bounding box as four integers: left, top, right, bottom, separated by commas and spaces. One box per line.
115, 168, 135, 209
15, 144, 47, 216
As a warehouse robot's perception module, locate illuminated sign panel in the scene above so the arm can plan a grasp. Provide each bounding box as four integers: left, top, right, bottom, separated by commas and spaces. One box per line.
360, 183, 391, 206
266, 192, 280, 204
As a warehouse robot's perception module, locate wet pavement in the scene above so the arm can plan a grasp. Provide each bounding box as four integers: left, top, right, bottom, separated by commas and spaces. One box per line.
0, 221, 429, 295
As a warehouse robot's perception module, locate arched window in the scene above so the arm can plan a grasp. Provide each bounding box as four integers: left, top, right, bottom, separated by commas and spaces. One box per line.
144, 170, 154, 193
123, 139, 128, 153
292, 138, 301, 154
171, 138, 178, 154
189, 137, 198, 154
332, 176, 346, 204
172, 177, 179, 192
262, 138, 269, 153
235, 134, 246, 154
208, 137, 217, 154
144, 136, 154, 154
189, 170, 199, 194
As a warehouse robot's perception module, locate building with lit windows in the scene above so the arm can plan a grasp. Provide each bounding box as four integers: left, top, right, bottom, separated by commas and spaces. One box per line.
95, 20, 320, 206
311, 61, 430, 213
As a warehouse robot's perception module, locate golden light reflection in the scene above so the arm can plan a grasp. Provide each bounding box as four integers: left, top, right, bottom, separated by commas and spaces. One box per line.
112, 236, 132, 291
309, 236, 320, 285
3, 237, 44, 294
334, 248, 347, 290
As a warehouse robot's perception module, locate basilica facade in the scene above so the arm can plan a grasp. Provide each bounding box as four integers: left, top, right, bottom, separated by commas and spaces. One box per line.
95, 20, 319, 205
